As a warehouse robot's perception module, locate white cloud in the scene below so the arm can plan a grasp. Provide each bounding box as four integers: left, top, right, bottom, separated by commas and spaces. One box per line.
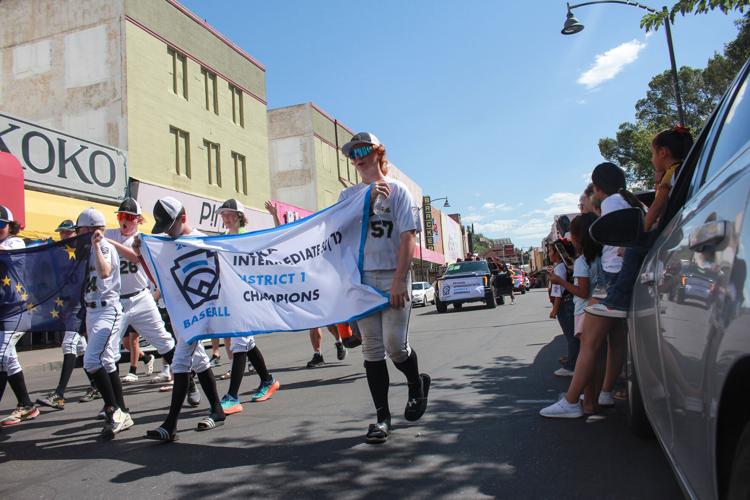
576, 98, 587, 105
473, 219, 516, 234
481, 202, 514, 212
577, 39, 646, 89
544, 192, 579, 206
462, 214, 483, 224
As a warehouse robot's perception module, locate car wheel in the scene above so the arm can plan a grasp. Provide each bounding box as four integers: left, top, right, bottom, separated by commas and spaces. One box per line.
454, 303, 463, 311
436, 298, 447, 313
496, 297, 504, 305
728, 421, 750, 500
485, 289, 496, 309
521, 289, 526, 295
626, 341, 654, 438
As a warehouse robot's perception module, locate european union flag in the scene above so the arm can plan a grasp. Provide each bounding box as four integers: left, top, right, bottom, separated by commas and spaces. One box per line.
0, 234, 92, 332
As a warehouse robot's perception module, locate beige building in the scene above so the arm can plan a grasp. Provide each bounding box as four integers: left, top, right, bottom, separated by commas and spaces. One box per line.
268, 103, 360, 212
0, 0, 272, 235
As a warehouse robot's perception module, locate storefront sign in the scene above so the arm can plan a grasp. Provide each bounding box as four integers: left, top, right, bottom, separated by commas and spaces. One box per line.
422, 195, 434, 250
130, 180, 274, 234
0, 113, 127, 203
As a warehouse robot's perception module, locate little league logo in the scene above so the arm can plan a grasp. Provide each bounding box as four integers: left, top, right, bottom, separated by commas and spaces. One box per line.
170, 249, 221, 309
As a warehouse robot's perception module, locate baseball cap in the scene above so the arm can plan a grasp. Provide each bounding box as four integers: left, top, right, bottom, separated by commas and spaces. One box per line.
0, 204, 14, 223
341, 132, 381, 157
152, 196, 184, 234
116, 197, 142, 215
217, 198, 245, 215
76, 208, 106, 228
55, 219, 76, 232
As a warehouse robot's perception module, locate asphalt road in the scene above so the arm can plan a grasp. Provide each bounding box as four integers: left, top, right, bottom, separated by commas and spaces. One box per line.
0, 289, 682, 499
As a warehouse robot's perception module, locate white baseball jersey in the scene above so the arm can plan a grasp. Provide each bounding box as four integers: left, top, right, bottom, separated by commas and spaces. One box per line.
104, 229, 149, 295
0, 236, 25, 250
84, 239, 121, 304
338, 178, 421, 271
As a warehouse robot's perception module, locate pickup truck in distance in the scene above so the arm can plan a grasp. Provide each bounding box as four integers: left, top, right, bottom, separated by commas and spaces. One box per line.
435, 260, 496, 313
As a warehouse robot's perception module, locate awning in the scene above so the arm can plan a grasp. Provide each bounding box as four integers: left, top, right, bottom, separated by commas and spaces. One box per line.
20, 190, 119, 241
413, 245, 445, 265
0, 152, 25, 228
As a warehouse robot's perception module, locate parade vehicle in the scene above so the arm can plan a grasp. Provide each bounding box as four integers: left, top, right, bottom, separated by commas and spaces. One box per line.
434, 260, 496, 312
591, 56, 750, 500
411, 281, 435, 307
512, 270, 526, 294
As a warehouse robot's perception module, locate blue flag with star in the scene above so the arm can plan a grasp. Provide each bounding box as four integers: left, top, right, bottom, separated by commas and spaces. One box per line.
0, 234, 92, 332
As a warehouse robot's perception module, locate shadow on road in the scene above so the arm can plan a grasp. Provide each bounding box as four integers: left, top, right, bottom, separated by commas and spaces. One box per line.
1, 335, 681, 499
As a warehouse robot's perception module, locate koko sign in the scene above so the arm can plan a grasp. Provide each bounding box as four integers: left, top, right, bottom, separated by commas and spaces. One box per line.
0, 113, 127, 203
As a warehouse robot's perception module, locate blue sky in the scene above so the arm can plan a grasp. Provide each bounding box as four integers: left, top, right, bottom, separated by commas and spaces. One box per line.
181, 0, 743, 247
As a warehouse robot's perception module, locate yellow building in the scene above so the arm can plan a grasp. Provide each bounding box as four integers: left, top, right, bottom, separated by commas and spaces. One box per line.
0, 0, 272, 237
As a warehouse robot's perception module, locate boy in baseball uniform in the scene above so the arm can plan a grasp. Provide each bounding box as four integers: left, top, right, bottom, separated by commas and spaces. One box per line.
76, 208, 133, 440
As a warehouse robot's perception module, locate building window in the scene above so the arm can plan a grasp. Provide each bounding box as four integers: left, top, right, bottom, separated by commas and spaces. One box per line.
204, 139, 221, 186
231, 151, 247, 195
230, 84, 244, 127
169, 126, 190, 178
168, 47, 188, 99
202, 68, 218, 114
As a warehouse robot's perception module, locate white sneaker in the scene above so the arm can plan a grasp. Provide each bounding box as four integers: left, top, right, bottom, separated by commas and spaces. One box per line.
598, 391, 615, 407
144, 356, 155, 376
540, 398, 584, 418
585, 303, 627, 319
150, 372, 172, 384
121, 372, 138, 384
112, 409, 134, 434
554, 367, 574, 377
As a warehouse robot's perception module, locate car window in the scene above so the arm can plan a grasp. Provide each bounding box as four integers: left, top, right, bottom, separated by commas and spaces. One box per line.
700, 76, 750, 186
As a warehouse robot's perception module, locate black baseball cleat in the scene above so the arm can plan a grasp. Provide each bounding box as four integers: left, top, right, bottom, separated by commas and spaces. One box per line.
306, 353, 324, 368
404, 373, 431, 422
366, 418, 391, 444
335, 342, 347, 361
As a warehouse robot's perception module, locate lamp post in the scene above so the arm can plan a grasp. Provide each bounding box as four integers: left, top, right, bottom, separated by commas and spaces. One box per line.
562, 1, 686, 127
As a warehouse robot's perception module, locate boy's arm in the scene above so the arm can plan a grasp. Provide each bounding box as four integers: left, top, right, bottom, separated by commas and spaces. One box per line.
391, 230, 416, 309
107, 238, 140, 263
92, 231, 112, 279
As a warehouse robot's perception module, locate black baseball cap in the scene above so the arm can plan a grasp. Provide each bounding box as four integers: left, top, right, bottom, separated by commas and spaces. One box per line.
0, 204, 14, 223
55, 220, 76, 232
217, 198, 245, 215
152, 196, 184, 234
116, 197, 142, 215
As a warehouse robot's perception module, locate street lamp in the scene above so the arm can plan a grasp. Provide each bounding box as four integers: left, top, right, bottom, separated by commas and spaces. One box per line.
562, 1, 686, 126
416, 195, 450, 282
430, 197, 451, 208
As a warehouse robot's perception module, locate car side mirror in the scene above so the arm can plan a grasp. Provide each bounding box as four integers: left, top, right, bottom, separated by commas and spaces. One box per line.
589, 208, 646, 247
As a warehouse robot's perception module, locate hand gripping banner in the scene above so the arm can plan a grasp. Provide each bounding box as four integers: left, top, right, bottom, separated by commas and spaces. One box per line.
141, 186, 389, 344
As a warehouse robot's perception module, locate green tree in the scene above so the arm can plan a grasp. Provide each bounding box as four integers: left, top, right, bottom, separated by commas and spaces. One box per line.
599, 13, 750, 187
641, 0, 749, 32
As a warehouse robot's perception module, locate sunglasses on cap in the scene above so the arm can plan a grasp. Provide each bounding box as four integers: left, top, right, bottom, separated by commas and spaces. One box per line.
117, 212, 139, 222
348, 145, 374, 160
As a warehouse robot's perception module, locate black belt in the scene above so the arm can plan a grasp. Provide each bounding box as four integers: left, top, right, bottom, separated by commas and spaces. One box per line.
120, 289, 146, 300
86, 300, 108, 308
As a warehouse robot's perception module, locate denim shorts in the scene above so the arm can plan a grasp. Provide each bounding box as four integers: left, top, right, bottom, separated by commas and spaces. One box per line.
598, 270, 619, 292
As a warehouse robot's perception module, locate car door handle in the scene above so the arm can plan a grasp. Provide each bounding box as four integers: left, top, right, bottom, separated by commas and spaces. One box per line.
688, 221, 727, 252
639, 271, 655, 285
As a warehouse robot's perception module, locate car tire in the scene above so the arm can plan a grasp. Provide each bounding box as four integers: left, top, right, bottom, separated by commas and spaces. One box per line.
626, 341, 654, 439
453, 303, 463, 311
521, 289, 526, 295
496, 297, 504, 305
728, 421, 750, 500
436, 298, 447, 313
485, 289, 496, 309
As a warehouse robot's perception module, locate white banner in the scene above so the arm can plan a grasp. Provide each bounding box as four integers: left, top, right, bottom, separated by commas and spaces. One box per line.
440, 276, 484, 301
141, 186, 388, 344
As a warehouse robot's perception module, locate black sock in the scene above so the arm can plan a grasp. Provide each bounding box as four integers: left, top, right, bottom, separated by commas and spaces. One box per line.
197, 369, 224, 416
142, 353, 153, 365
75, 355, 84, 368
247, 346, 270, 382
188, 373, 197, 392
55, 354, 77, 397
162, 348, 175, 365
0, 372, 7, 401
364, 360, 390, 422
161, 373, 188, 433
394, 350, 423, 399
129, 366, 137, 375
108, 371, 127, 411
227, 352, 247, 399
84, 369, 96, 388
8, 372, 32, 407
89, 368, 117, 409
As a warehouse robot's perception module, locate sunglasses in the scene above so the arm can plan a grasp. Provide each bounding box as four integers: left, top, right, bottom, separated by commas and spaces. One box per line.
0, 221, 7, 229
117, 212, 139, 222
348, 145, 373, 160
